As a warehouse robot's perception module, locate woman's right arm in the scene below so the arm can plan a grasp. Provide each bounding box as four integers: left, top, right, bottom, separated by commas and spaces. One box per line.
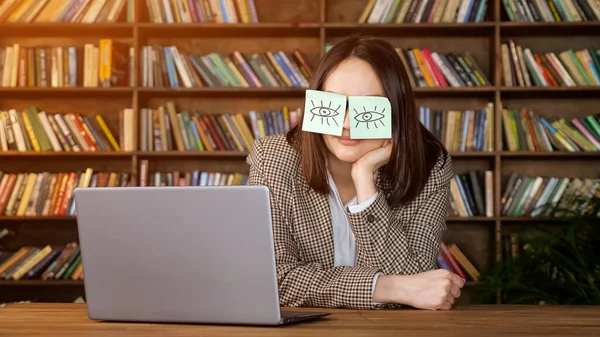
246, 139, 382, 310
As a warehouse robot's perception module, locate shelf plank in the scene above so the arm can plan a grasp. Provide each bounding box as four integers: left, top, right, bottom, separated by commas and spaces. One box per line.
136, 151, 248, 158
500, 151, 600, 158
324, 22, 495, 37
137, 22, 321, 38
1, 87, 599, 96
500, 21, 600, 36
0, 151, 598, 159
0, 280, 83, 286
0, 23, 133, 37
500, 86, 600, 98
0, 87, 133, 98
0, 216, 77, 221
136, 87, 307, 97
0, 151, 134, 158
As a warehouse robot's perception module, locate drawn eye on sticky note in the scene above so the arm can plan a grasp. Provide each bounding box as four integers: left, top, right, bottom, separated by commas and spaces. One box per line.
301, 90, 347, 136
348, 96, 392, 139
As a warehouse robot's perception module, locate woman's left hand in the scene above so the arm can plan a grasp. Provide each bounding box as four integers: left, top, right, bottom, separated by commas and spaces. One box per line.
351, 139, 393, 178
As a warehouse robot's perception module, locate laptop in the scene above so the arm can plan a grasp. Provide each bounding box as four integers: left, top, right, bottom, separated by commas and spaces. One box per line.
73, 185, 331, 326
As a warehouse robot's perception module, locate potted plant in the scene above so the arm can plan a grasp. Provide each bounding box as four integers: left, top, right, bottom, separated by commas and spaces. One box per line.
475, 195, 600, 305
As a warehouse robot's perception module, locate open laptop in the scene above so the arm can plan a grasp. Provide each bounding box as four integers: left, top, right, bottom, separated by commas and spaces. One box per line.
73, 185, 331, 326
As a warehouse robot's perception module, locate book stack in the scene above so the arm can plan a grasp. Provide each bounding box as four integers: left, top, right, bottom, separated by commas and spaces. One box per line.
395, 47, 491, 88
0, 243, 83, 282
0, 40, 134, 88
0, 108, 135, 152
358, 0, 488, 23
438, 242, 481, 281
140, 168, 248, 187
0, 0, 130, 23
139, 101, 301, 152
140, 46, 313, 88
449, 170, 494, 217
146, 0, 258, 23
0, 169, 131, 217
501, 173, 600, 217
501, 41, 600, 87
419, 103, 494, 152
502, 0, 600, 22
501, 106, 600, 152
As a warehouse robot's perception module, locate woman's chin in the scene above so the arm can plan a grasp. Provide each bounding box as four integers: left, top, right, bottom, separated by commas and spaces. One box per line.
329, 147, 364, 163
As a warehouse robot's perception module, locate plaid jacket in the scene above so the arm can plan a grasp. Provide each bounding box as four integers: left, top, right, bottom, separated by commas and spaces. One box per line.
246, 134, 453, 310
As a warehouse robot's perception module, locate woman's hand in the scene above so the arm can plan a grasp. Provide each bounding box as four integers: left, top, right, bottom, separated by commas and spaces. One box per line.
373, 269, 465, 310
351, 139, 393, 178
351, 140, 393, 203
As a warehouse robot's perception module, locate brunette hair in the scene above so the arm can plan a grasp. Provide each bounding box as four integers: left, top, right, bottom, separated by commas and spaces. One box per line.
286, 35, 448, 208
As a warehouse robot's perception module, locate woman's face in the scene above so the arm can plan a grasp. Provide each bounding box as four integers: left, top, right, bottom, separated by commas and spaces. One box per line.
321, 57, 387, 164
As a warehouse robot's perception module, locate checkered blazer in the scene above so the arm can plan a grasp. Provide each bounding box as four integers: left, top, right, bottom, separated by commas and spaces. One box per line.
246, 134, 453, 310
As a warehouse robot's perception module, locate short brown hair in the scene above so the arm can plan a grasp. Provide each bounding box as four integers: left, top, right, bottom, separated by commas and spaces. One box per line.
286, 35, 448, 208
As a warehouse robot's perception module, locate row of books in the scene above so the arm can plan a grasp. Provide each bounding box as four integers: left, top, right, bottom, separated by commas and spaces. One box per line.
140, 46, 313, 89
395, 47, 491, 88
3, 104, 600, 154
2, 169, 598, 219
0, 0, 130, 23
360, 0, 488, 23
0, 243, 82, 282
449, 170, 494, 218
500, 174, 600, 217
0, 41, 134, 88
439, 242, 480, 281
501, 41, 600, 87
139, 102, 301, 152
0, 108, 135, 153
146, 0, 258, 23
503, 0, 600, 22
0, 170, 131, 217
501, 107, 600, 152
419, 103, 494, 152
139, 166, 248, 187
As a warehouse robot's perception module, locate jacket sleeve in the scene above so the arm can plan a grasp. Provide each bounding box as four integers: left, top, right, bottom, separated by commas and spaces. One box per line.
346, 155, 453, 276
246, 139, 382, 309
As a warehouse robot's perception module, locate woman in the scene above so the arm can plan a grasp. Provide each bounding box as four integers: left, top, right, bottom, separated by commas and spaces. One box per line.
246, 35, 464, 310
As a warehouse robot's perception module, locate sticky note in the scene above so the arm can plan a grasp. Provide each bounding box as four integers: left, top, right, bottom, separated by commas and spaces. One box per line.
348, 96, 392, 139
302, 90, 347, 136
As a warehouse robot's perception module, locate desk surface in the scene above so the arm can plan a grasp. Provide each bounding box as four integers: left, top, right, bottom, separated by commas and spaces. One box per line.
0, 303, 599, 337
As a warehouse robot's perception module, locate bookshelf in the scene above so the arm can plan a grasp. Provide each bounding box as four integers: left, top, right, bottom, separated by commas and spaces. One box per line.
1, 0, 600, 305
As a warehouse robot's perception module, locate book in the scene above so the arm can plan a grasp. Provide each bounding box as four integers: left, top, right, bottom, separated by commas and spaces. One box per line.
419, 103, 494, 152
501, 40, 600, 87
0, 0, 130, 23
0, 40, 134, 88
0, 242, 83, 281
138, 101, 302, 152
501, 106, 600, 152
502, 0, 600, 22
140, 46, 313, 89
0, 107, 135, 152
358, 0, 489, 23
500, 173, 600, 217
395, 47, 491, 88
145, 0, 259, 23
0, 169, 131, 217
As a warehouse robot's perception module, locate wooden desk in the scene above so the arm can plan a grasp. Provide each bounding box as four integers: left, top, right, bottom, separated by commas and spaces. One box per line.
0, 303, 599, 337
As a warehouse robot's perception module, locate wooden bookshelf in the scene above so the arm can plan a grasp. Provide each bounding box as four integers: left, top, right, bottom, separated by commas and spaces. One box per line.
1, 0, 599, 306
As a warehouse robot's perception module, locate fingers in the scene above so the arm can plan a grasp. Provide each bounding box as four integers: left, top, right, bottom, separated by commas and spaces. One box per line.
449, 283, 461, 299
449, 272, 466, 288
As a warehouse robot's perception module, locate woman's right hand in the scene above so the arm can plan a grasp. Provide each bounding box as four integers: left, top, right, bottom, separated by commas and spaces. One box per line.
373, 269, 465, 310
